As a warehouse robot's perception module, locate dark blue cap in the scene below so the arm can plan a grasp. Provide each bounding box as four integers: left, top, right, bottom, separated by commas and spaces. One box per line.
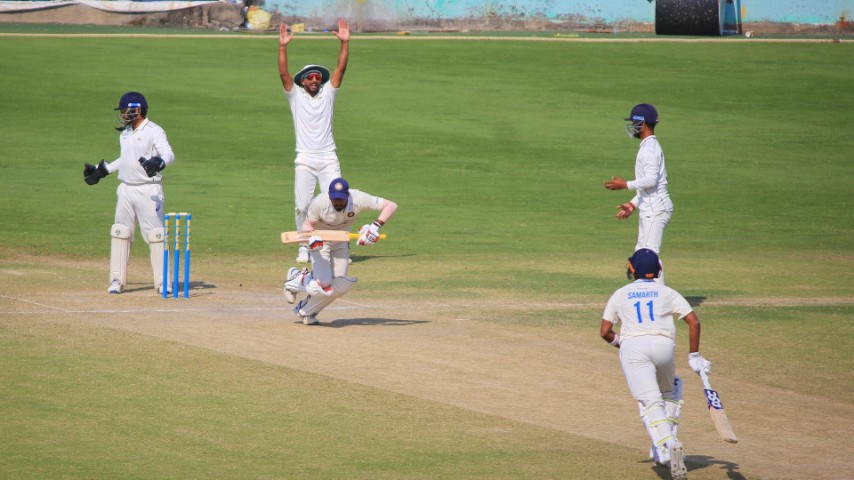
625, 103, 658, 125
115, 92, 147, 110
328, 178, 350, 200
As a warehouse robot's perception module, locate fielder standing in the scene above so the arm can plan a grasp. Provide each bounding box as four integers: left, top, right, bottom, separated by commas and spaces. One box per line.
599, 248, 712, 480
278, 19, 350, 263
83, 92, 174, 294
283, 178, 397, 325
604, 103, 672, 283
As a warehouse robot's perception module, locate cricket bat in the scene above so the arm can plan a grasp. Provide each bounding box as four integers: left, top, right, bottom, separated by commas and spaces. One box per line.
281, 230, 387, 244
699, 370, 738, 443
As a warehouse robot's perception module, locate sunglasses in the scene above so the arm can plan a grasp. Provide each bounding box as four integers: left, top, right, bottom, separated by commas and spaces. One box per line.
303, 73, 323, 82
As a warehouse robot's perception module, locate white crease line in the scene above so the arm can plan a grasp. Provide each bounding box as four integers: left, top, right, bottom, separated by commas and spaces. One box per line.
0, 295, 70, 312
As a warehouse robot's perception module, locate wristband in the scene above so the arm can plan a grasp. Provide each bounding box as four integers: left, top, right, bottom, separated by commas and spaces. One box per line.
610, 334, 621, 347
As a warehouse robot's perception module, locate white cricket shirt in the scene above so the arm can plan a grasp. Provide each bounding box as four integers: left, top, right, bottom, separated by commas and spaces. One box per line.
602, 279, 693, 340
285, 84, 338, 154
627, 135, 673, 214
108, 118, 175, 185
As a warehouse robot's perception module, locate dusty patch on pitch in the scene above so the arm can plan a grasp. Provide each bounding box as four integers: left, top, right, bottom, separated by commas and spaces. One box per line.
3, 257, 853, 480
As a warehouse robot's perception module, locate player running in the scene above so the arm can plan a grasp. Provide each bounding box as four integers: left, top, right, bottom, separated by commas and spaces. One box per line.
283, 178, 397, 325
599, 248, 712, 480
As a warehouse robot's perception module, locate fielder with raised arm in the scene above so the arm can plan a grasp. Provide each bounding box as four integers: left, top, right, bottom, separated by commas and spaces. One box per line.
604, 103, 673, 283
283, 178, 397, 325
278, 19, 350, 263
599, 248, 711, 480
82, 92, 175, 294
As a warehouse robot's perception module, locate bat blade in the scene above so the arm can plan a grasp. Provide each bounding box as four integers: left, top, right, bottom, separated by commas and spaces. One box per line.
708, 404, 738, 444
281, 230, 352, 244
700, 371, 738, 443
281, 230, 388, 244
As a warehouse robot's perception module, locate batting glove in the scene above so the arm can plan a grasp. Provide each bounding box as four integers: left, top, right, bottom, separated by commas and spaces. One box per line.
138, 156, 165, 177
83, 160, 110, 185
688, 352, 712, 374
308, 235, 324, 252
358, 221, 382, 246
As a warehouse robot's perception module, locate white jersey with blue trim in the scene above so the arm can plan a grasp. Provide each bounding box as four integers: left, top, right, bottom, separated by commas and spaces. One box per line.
602, 279, 692, 340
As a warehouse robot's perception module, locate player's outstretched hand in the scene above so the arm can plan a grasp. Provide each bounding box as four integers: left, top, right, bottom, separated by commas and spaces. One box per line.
334, 19, 350, 42
84, 160, 110, 185
139, 156, 165, 177
604, 176, 628, 190
615, 202, 635, 219
688, 352, 712, 374
279, 23, 294, 46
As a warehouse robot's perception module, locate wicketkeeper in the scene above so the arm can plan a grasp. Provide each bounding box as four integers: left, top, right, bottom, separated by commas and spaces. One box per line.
283, 177, 397, 325
599, 248, 712, 480
83, 92, 175, 294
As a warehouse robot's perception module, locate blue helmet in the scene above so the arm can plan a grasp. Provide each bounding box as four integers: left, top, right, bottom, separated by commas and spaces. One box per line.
624, 103, 658, 138
115, 91, 147, 110
114, 92, 147, 129
627, 248, 661, 280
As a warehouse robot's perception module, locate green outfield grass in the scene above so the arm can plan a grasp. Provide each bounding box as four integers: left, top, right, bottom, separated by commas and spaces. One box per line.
1, 26, 852, 479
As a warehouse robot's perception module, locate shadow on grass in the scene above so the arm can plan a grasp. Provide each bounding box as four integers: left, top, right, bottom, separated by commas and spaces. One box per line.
350, 253, 418, 264
321, 317, 430, 328
646, 455, 745, 480
123, 280, 216, 294
685, 296, 707, 308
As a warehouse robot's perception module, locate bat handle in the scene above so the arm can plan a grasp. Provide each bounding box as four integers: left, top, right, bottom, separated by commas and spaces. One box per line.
348, 233, 388, 240
699, 369, 713, 390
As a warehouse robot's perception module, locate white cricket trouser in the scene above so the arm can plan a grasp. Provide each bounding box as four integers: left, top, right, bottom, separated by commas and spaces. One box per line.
618, 335, 677, 407
293, 151, 341, 230
310, 240, 350, 286
114, 183, 165, 241
635, 210, 672, 254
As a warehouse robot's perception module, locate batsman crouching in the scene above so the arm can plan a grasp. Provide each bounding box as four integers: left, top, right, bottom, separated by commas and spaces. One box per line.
283, 177, 397, 325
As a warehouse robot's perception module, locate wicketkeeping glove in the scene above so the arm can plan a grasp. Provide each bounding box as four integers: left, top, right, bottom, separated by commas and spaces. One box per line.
83, 160, 110, 185
308, 235, 324, 252
357, 221, 382, 246
688, 352, 712, 374
139, 156, 165, 177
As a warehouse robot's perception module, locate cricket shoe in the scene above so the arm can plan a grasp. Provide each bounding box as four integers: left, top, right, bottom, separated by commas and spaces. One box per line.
293, 300, 318, 325
157, 284, 173, 295
295, 245, 310, 263
108, 279, 122, 294
653, 444, 671, 467
669, 442, 687, 480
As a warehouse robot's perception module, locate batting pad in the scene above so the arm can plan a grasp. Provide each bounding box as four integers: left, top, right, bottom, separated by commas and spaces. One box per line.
147, 228, 165, 290
110, 224, 132, 287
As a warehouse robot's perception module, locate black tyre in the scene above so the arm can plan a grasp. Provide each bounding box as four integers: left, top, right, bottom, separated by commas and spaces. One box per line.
655, 0, 723, 36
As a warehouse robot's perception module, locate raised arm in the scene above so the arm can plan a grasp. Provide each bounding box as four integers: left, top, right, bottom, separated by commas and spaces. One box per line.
278, 23, 295, 92
329, 19, 350, 88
